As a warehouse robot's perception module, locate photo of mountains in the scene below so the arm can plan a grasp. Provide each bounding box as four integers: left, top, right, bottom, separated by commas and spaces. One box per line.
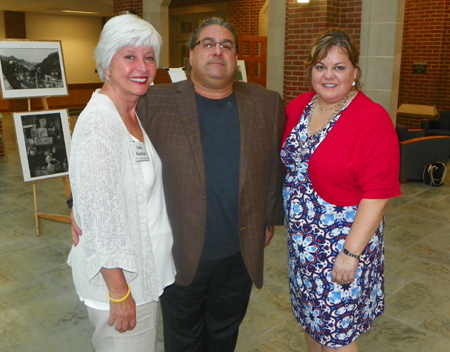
0, 49, 64, 90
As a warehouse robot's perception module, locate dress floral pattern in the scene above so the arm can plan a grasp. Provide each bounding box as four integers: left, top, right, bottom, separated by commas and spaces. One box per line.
280, 98, 384, 347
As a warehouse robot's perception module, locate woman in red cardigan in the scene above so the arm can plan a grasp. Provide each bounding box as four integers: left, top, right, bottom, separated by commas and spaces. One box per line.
280, 28, 400, 352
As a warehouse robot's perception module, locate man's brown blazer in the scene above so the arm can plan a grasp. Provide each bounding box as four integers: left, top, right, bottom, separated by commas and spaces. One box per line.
137, 80, 286, 289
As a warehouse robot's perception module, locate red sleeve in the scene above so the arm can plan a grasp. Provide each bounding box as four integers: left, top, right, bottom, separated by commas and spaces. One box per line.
308, 93, 401, 206
356, 104, 401, 200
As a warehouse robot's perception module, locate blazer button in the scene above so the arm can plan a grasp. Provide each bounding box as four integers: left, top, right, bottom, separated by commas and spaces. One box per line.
202, 195, 206, 200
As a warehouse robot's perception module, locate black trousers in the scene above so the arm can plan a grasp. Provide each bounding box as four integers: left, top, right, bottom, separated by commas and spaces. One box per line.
160, 251, 253, 352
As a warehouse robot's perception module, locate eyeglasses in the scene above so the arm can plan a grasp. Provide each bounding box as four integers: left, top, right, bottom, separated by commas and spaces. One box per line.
194, 38, 236, 52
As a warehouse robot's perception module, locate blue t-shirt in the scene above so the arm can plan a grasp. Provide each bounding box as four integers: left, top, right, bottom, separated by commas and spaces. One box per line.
196, 92, 240, 260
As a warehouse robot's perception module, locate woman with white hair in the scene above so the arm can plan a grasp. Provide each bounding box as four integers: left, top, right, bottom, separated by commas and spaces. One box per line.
68, 13, 175, 352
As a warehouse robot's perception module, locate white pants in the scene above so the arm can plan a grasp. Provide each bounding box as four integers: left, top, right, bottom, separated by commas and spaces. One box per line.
87, 301, 158, 352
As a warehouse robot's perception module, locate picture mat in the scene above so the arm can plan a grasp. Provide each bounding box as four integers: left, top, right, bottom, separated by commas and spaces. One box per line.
236, 60, 247, 82
13, 109, 71, 182
0, 40, 68, 99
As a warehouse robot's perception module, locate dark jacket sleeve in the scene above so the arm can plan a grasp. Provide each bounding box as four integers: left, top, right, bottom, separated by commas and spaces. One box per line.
265, 91, 286, 226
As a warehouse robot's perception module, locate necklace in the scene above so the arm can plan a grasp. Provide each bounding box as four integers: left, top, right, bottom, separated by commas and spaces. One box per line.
308, 88, 357, 137
316, 103, 334, 112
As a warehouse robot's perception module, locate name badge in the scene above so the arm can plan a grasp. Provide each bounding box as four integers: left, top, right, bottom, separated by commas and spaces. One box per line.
129, 141, 150, 162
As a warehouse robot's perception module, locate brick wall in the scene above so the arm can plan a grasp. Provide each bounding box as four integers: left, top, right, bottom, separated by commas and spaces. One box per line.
284, 0, 362, 103
229, 0, 266, 36
397, 0, 445, 127
113, 0, 143, 17
170, 0, 226, 7
168, 0, 265, 36
397, 0, 450, 127
436, 1, 450, 112
4, 11, 26, 38
3, 11, 28, 112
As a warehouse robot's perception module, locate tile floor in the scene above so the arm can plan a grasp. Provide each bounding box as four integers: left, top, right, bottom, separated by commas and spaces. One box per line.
1, 111, 450, 352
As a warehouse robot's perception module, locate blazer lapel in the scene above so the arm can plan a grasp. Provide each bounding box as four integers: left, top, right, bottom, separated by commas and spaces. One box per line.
175, 81, 206, 185
234, 83, 254, 195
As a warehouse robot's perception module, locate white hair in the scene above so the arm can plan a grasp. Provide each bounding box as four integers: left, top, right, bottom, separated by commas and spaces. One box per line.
94, 14, 162, 81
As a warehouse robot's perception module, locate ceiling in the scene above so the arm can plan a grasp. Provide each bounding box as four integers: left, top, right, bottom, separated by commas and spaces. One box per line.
0, 0, 113, 18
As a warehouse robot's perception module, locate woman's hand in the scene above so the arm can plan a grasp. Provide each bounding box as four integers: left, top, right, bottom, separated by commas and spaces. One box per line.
101, 268, 136, 332
331, 198, 389, 286
70, 210, 82, 246
108, 293, 137, 332
331, 251, 359, 285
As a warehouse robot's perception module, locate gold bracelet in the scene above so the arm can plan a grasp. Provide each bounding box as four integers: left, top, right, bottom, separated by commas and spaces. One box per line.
343, 248, 360, 260
108, 284, 131, 303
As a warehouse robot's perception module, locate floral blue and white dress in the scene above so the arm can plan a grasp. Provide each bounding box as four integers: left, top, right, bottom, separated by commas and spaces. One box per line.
280, 98, 384, 347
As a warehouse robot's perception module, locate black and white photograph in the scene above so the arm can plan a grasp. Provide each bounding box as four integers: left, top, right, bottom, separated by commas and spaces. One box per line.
0, 40, 68, 99
235, 59, 247, 82
13, 109, 71, 182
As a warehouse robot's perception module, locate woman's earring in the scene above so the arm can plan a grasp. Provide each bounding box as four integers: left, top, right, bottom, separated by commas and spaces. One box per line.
352, 81, 356, 87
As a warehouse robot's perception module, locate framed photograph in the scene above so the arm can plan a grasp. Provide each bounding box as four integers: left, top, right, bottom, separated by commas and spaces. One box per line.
0, 40, 68, 99
13, 109, 71, 182
235, 60, 248, 82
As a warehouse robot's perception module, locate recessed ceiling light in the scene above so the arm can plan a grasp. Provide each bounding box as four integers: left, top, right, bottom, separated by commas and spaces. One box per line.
61, 10, 98, 15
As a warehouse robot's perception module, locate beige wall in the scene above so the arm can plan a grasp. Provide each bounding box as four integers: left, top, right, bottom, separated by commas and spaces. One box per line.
0, 13, 5, 38
359, 0, 404, 121
25, 13, 103, 84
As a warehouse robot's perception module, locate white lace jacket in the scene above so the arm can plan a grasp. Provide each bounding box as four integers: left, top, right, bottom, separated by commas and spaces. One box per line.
68, 90, 174, 305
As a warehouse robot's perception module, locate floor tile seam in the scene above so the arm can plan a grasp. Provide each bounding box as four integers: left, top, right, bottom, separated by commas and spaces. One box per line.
427, 336, 450, 352
389, 215, 448, 228
258, 323, 307, 352
10, 257, 68, 278
386, 222, 438, 235
400, 189, 433, 197
258, 314, 303, 335
413, 318, 449, 341
0, 188, 34, 196
9, 304, 50, 340
403, 255, 450, 275
404, 252, 450, 268
385, 254, 422, 275
387, 247, 450, 270
385, 275, 450, 298
385, 290, 450, 329
381, 313, 442, 337
251, 335, 293, 352
0, 270, 51, 297
383, 282, 408, 297
244, 311, 295, 338
248, 295, 293, 316
236, 333, 278, 350
388, 198, 423, 209
385, 233, 433, 249
415, 225, 450, 237
420, 292, 450, 321
11, 242, 65, 257
394, 210, 450, 224
403, 198, 450, 213
403, 193, 450, 203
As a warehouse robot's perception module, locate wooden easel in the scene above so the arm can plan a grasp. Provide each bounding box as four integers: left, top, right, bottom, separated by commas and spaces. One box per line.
30, 97, 71, 236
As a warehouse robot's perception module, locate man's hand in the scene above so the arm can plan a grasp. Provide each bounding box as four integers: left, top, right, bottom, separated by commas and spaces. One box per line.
70, 210, 82, 246
265, 226, 275, 247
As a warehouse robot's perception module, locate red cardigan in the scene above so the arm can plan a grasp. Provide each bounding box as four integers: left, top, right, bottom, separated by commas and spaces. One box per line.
283, 91, 401, 206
